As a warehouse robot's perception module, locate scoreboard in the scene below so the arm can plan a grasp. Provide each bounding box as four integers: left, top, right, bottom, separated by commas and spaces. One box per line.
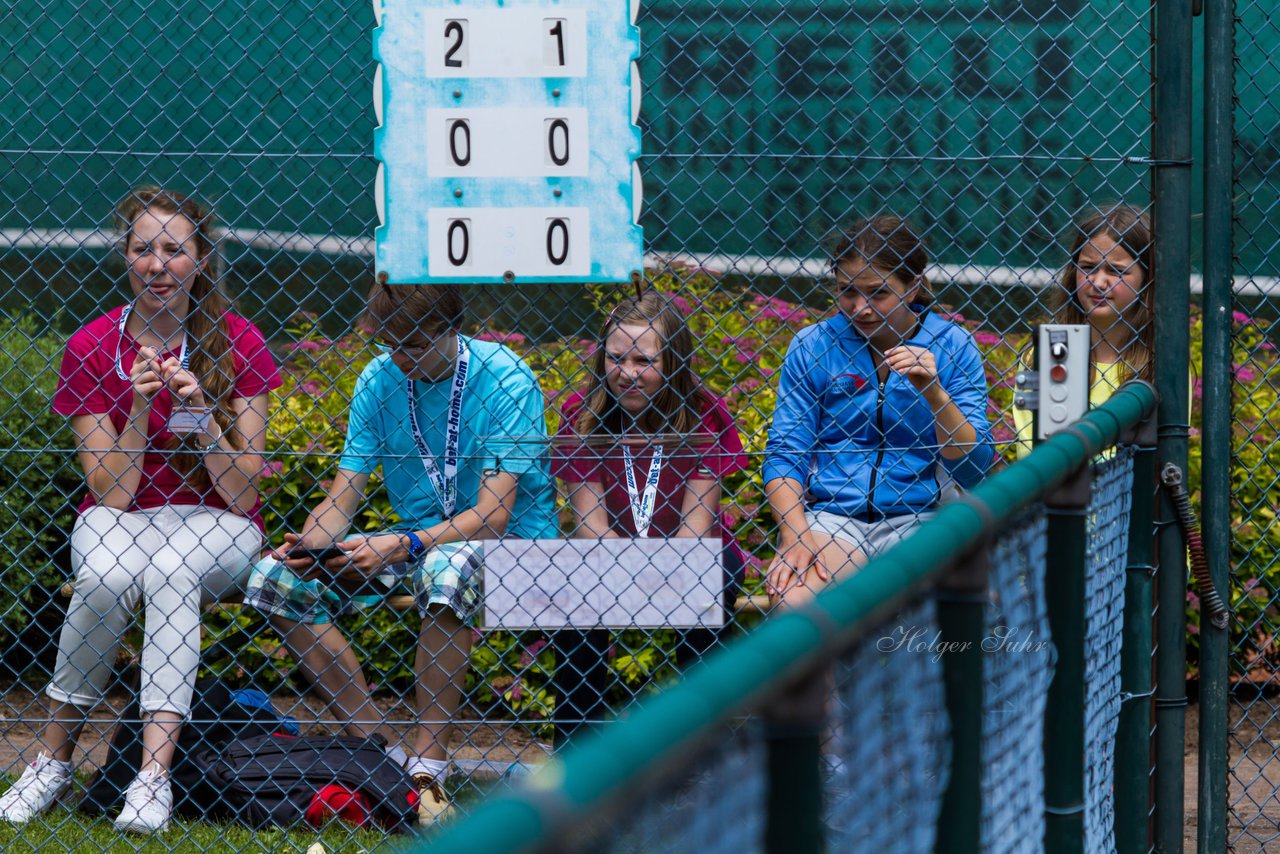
373, 0, 644, 284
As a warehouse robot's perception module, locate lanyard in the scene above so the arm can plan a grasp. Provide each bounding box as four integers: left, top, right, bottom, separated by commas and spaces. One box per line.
406, 339, 470, 518
113, 303, 189, 382
622, 442, 663, 538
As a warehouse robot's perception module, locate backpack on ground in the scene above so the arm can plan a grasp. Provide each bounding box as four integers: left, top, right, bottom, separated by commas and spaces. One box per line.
80, 677, 298, 817
193, 732, 419, 832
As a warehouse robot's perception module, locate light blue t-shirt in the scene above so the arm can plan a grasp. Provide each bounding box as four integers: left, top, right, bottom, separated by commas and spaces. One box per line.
339, 336, 558, 538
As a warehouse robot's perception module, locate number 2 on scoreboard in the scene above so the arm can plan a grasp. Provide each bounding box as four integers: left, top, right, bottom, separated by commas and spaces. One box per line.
444, 19, 467, 68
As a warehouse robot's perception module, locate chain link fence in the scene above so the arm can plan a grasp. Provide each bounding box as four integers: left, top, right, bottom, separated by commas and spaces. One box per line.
1230, 0, 1280, 846
982, 509, 1052, 851
1084, 446, 1135, 852
0, 0, 1170, 849
415, 408, 1155, 853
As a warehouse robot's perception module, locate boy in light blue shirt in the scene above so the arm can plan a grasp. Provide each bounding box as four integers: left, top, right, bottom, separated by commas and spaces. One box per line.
246, 282, 556, 824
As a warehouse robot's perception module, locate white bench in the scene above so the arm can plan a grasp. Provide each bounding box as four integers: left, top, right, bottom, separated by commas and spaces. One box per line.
60, 537, 771, 619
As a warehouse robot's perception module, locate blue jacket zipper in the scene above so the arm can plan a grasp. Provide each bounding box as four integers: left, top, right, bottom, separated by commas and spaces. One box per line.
864, 368, 888, 521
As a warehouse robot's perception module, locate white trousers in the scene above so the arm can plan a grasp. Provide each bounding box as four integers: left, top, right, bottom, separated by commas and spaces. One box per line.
47, 504, 261, 716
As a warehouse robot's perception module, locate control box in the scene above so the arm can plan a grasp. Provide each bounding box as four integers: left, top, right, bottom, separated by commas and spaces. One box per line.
1034, 324, 1090, 440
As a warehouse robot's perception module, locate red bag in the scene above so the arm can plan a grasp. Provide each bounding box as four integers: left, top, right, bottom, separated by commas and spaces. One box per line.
306, 784, 372, 828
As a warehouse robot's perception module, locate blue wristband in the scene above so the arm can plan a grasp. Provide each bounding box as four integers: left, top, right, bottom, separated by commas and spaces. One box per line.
403, 530, 427, 560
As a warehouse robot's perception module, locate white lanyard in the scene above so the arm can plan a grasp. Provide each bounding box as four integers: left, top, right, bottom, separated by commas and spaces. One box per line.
622, 442, 663, 538
406, 339, 470, 518
113, 303, 188, 382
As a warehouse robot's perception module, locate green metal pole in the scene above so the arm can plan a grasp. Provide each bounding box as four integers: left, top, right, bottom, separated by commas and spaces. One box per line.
1043, 466, 1091, 853
764, 672, 825, 854
1199, 0, 1234, 847
1154, 0, 1194, 848
1115, 436, 1158, 853
935, 554, 988, 854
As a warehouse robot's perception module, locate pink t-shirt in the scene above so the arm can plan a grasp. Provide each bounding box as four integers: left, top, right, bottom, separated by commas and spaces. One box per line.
52, 306, 283, 528
551, 391, 747, 544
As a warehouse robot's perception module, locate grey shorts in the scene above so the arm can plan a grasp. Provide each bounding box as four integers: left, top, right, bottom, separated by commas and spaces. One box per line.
804, 508, 932, 559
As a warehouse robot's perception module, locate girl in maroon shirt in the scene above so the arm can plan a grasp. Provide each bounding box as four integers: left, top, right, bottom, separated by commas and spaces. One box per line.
0, 187, 280, 833
550, 291, 746, 737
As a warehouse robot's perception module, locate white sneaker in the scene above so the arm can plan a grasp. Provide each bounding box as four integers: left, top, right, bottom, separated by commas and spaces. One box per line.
0, 753, 73, 823
114, 765, 172, 833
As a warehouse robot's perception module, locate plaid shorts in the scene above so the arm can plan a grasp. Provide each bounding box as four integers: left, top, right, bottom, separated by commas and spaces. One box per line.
244, 538, 484, 625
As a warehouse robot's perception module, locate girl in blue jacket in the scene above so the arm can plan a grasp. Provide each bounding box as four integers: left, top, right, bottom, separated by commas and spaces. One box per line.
764, 216, 993, 607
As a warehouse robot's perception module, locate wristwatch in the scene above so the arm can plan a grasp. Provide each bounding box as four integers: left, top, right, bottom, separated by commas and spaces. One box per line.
403, 530, 427, 560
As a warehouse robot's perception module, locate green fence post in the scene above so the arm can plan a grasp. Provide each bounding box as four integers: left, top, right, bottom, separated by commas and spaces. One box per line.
1116, 420, 1159, 852
764, 668, 825, 854
936, 547, 990, 854
1043, 464, 1092, 853
1199, 0, 1234, 847
1154, 0, 1194, 847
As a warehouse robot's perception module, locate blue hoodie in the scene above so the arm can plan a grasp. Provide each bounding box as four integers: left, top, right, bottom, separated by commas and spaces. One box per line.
764, 310, 994, 519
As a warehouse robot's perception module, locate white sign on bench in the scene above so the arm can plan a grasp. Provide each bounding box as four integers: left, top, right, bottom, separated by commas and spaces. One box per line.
480, 538, 724, 629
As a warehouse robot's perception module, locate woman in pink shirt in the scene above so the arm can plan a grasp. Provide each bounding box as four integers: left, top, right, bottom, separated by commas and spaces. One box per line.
551, 291, 746, 737
0, 187, 281, 832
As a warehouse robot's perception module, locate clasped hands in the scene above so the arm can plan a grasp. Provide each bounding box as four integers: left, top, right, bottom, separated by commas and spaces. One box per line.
130, 345, 208, 409
880, 344, 940, 394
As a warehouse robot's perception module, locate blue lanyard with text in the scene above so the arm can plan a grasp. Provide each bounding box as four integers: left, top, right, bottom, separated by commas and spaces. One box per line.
114, 302, 189, 382
622, 442, 663, 537
406, 339, 470, 518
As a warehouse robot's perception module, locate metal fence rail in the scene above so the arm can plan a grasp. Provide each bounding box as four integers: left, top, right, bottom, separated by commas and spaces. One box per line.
413, 383, 1157, 854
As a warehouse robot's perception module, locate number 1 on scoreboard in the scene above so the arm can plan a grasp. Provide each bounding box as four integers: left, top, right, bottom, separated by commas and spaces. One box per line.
544, 19, 566, 67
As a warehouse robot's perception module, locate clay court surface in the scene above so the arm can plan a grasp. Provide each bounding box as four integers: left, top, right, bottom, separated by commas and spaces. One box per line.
1178, 700, 1280, 852
0, 683, 549, 784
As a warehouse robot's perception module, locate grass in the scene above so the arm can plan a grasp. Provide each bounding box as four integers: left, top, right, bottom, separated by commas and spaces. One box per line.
0, 810, 395, 853
0, 771, 507, 852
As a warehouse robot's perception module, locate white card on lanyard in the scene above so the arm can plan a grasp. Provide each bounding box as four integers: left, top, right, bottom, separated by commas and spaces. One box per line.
406, 339, 470, 519
167, 407, 212, 434
622, 442, 663, 538
114, 303, 203, 433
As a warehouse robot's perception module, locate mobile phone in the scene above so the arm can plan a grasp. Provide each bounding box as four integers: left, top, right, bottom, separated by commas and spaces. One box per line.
289, 545, 347, 564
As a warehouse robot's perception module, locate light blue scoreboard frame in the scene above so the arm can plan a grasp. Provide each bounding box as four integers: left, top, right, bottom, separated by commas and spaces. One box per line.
374, 0, 643, 284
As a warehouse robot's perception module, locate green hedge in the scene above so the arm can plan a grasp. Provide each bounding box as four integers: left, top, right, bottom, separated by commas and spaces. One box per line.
0, 315, 81, 669
5, 281, 1275, 712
